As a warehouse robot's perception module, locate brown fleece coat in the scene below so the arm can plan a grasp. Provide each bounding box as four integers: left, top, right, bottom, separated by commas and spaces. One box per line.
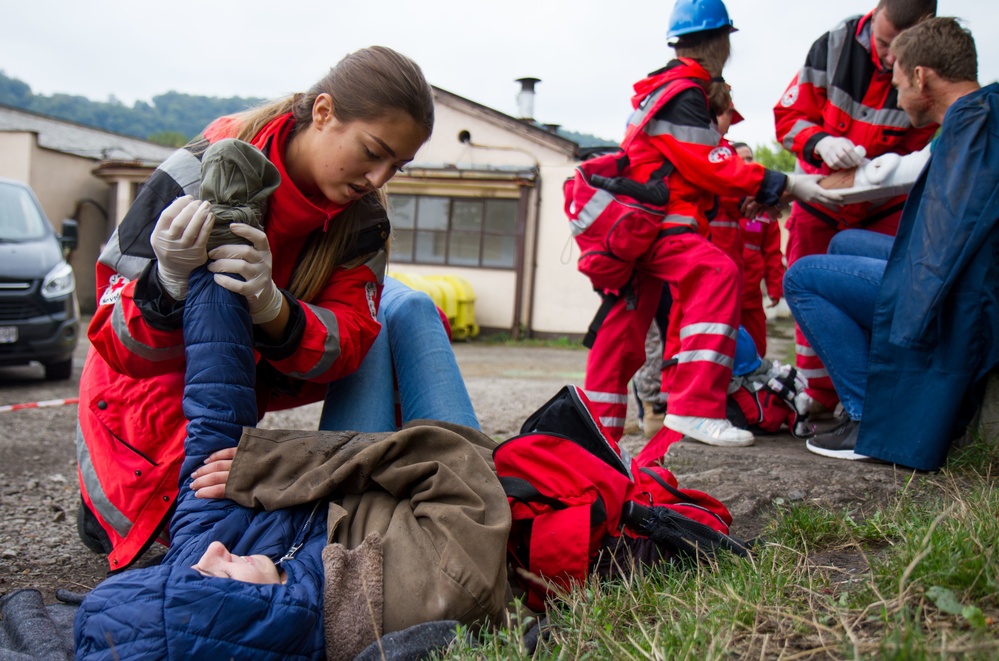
224, 420, 511, 661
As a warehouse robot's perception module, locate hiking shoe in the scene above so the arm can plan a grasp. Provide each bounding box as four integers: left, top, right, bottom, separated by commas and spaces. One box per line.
805, 418, 869, 460
665, 414, 755, 447
643, 401, 665, 439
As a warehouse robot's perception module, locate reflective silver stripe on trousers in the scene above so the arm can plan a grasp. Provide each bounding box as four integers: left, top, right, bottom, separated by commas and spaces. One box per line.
798, 367, 829, 380
288, 303, 343, 379
645, 120, 720, 146
710, 220, 739, 228
663, 214, 698, 228
111, 302, 185, 362
783, 119, 818, 151
747, 245, 761, 251
583, 390, 629, 404
76, 422, 133, 537
600, 416, 626, 428
795, 344, 817, 357
675, 350, 735, 369
569, 188, 615, 237
679, 323, 738, 341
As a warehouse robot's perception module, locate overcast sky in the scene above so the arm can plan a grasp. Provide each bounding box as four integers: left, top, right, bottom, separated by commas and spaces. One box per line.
2, 1, 995, 150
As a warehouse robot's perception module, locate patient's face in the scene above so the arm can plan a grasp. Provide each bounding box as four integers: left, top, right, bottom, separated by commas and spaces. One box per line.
192, 541, 286, 584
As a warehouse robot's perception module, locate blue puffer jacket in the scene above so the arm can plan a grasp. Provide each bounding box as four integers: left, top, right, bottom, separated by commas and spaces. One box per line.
75, 266, 328, 660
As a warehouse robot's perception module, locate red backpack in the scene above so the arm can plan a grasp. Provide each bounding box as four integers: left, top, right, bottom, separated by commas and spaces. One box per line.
494, 386, 748, 611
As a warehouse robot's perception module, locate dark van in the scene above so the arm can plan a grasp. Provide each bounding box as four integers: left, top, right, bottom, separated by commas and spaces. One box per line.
0, 177, 79, 380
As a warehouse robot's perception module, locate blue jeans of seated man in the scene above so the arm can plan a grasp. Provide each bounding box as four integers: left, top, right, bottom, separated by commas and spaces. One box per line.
319, 276, 480, 432
828, 229, 894, 261
783, 254, 888, 421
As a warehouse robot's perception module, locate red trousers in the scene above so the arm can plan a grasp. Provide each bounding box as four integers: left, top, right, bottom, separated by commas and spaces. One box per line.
785, 204, 898, 408
585, 232, 740, 441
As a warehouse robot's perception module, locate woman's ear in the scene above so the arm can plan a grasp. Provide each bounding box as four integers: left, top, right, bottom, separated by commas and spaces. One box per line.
312, 93, 335, 128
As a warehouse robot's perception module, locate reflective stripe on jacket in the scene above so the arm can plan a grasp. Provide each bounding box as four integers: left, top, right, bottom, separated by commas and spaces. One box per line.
79, 113, 388, 569
774, 12, 937, 227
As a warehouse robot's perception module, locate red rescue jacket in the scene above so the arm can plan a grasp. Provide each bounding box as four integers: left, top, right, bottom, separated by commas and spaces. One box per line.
78, 113, 387, 569
740, 217, 784, 301
774, 12, 937, 228
624, 59, 785, 236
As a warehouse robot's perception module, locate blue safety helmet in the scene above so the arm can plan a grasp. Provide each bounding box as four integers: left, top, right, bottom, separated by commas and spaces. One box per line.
733, 326, 762, 376
667, 0, 737, 39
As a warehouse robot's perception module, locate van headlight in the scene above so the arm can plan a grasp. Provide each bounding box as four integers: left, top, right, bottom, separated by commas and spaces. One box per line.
42, 262, 76, 299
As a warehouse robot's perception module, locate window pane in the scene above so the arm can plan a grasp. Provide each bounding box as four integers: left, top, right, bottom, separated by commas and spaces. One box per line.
448, 232, 480, 266
452, 199, 483, 232
484, 199, 518, 234
416, 197, 449, 230
415, 230, 447, 263
389, 195, 416, 229
482, 235, 516, 268
392, 228, 414, 262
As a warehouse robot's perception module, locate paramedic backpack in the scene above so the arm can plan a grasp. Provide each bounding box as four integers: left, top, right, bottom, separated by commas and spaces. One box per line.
564, 76, 703, 292
494, 385, 749, 611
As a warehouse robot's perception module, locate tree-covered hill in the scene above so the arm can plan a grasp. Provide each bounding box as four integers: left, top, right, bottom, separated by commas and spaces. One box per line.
0, 70, 265, 145
1, 70, 620, 150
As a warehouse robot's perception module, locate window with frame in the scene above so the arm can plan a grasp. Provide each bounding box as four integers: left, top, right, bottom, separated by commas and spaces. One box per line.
388, 194, 519, 269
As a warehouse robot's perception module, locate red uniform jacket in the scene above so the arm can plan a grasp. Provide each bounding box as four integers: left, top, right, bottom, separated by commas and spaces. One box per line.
624, 59, 786, 236
774, 12, 936, 228
78, 113, 388, 569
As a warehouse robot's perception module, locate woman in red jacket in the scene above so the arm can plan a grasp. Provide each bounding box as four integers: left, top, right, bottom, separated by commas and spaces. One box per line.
585, 0, 842, 461
77, 46, 435, 570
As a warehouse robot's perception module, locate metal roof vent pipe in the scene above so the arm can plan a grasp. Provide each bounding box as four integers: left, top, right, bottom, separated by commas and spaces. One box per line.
515, 77, 541, 123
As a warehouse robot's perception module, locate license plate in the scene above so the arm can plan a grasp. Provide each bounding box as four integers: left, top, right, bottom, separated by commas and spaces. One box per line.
0, 326, 17, 344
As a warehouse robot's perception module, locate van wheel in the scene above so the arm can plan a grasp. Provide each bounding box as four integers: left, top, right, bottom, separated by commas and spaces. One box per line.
44, 358, 73, 381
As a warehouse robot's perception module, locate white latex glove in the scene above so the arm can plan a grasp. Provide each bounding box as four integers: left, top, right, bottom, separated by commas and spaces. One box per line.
814, 136, 867, 170
151, 196, 215, 301
207, 223, 284, 324
785, 174, 845, 207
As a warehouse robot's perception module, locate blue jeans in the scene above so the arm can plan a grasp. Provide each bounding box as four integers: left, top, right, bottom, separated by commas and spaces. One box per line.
828, 229, 894, 260
783, 252, 887, 420
319, 276, 480, 432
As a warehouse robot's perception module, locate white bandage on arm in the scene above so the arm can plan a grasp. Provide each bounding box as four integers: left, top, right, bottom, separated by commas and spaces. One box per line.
839, 144, 933, 203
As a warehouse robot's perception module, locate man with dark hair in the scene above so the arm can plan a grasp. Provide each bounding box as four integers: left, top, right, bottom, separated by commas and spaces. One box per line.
774, 0, 937, 417
783, 17, 997, 470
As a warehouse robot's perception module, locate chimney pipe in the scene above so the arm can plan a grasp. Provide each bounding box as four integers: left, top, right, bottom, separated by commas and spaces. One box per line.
515, 77, 541, 122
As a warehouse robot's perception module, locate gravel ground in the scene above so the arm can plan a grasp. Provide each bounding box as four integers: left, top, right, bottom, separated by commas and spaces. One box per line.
0, 318, 909, 603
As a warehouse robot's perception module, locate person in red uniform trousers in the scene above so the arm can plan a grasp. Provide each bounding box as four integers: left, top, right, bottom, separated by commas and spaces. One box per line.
583, 0, 842, 457
774, 0, 937, 414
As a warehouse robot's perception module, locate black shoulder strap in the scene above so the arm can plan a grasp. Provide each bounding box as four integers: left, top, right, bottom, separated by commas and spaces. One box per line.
583, 282, 636, 349
500, 476, 607, 527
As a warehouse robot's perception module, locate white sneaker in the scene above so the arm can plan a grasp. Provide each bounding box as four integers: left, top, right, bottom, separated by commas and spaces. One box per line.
665, 414, 755, 447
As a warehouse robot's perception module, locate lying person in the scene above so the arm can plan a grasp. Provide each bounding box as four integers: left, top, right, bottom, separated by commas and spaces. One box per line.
74, 265, 511, 660
783, 17, 998, 469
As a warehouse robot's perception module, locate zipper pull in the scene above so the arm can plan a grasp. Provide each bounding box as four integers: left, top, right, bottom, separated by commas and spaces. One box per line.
277, 542, 303, 565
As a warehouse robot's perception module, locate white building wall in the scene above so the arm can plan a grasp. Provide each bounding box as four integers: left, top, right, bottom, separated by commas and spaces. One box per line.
393, 99, 601, 336
0, 133, 33, 182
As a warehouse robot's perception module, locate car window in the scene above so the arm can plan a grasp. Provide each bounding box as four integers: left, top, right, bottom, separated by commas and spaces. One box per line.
0, 183, 49, 241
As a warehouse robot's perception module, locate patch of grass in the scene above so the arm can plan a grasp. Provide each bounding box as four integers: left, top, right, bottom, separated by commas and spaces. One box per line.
474, 333, 585, 350
443, 437, 999, 659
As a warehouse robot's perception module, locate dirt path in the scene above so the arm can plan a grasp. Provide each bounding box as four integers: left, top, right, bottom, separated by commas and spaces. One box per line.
0, 323, 909, 601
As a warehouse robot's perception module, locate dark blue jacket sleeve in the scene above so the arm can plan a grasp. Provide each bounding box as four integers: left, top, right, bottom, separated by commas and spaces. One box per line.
887, 92, 999, 348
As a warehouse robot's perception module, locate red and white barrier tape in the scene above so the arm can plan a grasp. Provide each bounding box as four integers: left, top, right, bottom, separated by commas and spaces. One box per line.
0, 398, 79, 414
